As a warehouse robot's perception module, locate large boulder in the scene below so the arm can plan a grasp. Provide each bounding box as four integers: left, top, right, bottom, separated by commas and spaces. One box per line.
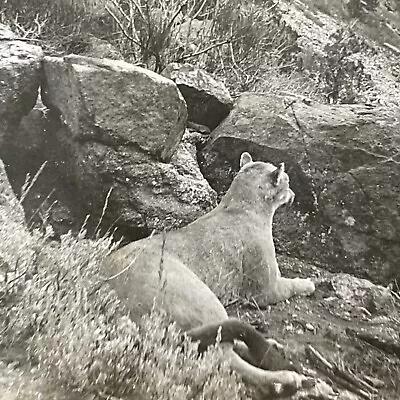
0, 25, 57, 233
0, 158, 36, 294
162, 63, 233, 131
200, 93, 400, 284
0, 24, 43, 148
0, 158, 25, 227
43, 55, 186, 162
42, 55, 216, 238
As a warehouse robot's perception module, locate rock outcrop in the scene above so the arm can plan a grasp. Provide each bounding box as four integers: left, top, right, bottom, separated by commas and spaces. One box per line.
0, 158, 25, 227
0, 24, 43, 148
200, 92, 400, 284
162, 63, 233, 131
277, 1, 400, 106
43, 55, 186, 162
41, 55, 216, 238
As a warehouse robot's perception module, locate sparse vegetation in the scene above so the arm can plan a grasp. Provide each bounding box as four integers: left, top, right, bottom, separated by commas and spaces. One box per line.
320, 27, 372, 103
0, 0, 320, 97
0, 188, 248, 399
2, 1, 400, 398
0, 0, 105, 36
0, 0, 114, 54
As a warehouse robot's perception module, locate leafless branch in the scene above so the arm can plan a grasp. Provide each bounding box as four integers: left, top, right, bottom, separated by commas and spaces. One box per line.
306, 345, 375, 400
176, 39, 231, 62
191, 0, 208, 20
105, 5, 141, 47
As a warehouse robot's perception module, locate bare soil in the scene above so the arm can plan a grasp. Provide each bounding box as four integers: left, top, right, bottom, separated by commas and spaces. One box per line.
227, 255, 400, 400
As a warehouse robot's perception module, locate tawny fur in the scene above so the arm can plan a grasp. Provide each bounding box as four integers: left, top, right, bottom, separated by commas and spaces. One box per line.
101, 152, 315, 396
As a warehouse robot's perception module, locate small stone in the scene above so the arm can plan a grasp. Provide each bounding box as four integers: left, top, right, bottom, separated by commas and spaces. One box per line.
306, 322, 315, 331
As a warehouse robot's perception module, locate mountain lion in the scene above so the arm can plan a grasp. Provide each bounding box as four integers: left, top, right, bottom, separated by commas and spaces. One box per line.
102, 152, 315, 396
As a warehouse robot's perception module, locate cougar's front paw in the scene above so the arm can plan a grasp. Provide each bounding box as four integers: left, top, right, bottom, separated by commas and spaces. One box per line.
295, 278, 315, 296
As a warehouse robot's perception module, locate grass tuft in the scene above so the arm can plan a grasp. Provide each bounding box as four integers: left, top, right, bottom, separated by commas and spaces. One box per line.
1, 187, 248, 399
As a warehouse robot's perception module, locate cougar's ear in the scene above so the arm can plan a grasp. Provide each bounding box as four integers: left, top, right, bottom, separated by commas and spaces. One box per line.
240, 152, 253, 169
272, 163, 285, 186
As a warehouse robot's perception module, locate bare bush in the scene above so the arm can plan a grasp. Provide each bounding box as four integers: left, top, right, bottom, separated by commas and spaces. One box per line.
1, 0, 101, 36
206, 1, 299, 93
104, 0, 302, 94
320, 28, 372, 103
1, 0, 317, 98
104, 0, 229, 72
0, 0, 114, 55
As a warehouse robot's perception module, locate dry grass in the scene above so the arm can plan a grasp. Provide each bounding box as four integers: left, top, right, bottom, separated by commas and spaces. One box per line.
1, 0, 319, 99
0, 0, 104, 36
0, 181, 248, 399
106, 0, 306, 93
0, 0, 113, 55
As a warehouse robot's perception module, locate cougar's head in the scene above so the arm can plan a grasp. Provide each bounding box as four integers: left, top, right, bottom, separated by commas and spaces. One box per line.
237, 152, 295, 211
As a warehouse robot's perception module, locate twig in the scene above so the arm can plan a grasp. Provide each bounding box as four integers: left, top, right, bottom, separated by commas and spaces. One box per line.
348, 328, 400, 358
306, 344, 333, 369
20, 162, 47, 204
265, 2, 279, 13
191, 0, 208, 20
391, 290, 400, 302
109, 0, 131, 23
176, 39, 231, 62
0, 268, 28, 303
5, 269, 28, 286
0, 37, 42, 42
344, 367, 378, 394
165, 4, 186, 33
229, 26, 239, 70
27, 188, 56, 229
78, 215, 91, 237
33, 13, 45, 36
105, 5, 141, 46
305, 345, 374, 400
223, 298, 240, 308
95, 187, 113, 236
383, 42, 400, 55
104, 230, 155, 282
129, 0, 146, 22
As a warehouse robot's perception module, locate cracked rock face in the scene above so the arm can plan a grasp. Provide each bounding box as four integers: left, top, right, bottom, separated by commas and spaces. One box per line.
42, 55, 187, 162
162, 63, 233, 131
200, 92, 400, 284
41, 56, 216, 238
0, 158, 26, 228
0, 25, 43, 147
